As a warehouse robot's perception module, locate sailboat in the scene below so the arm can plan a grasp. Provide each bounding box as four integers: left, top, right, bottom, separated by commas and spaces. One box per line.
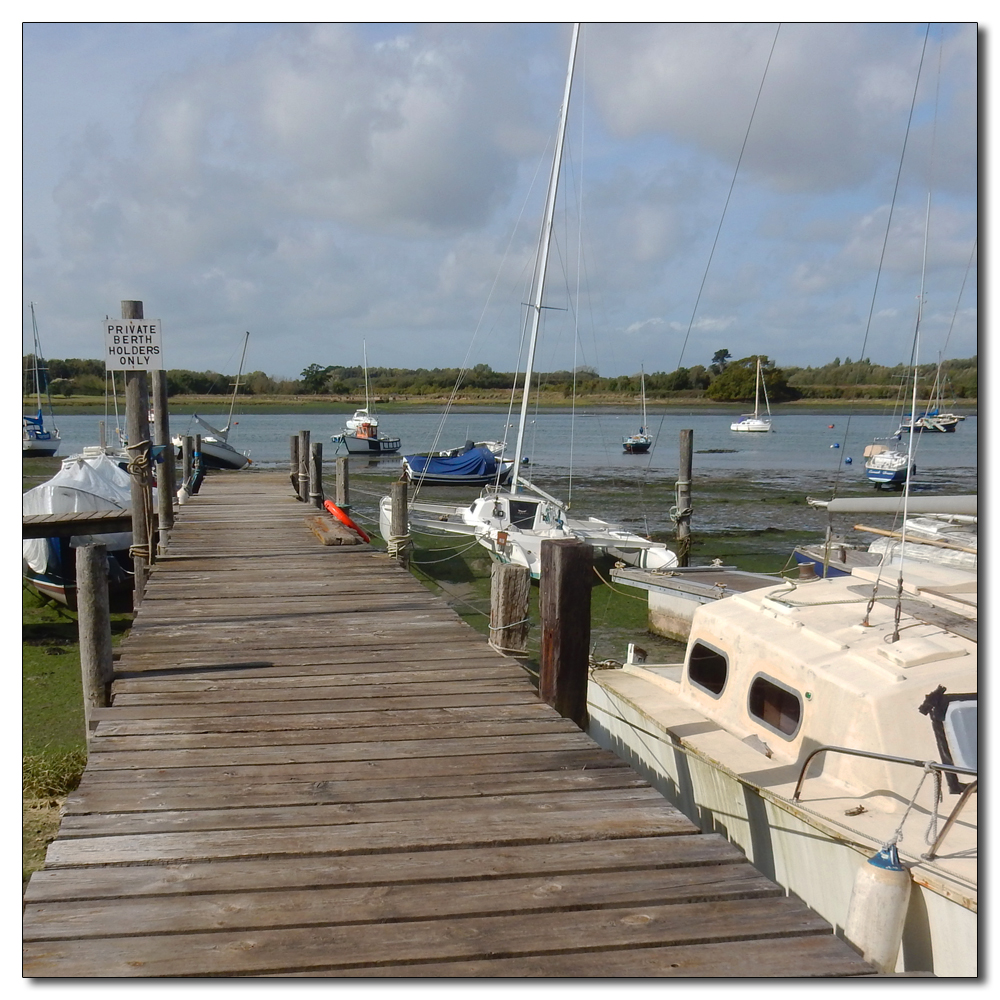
332, 343, 401, 455
23, 303, 62, 457
622, 367, 653, 454
897, 359, 966, 433
172, 332, 252, 470
378, 23, 677, 579
729, 357, 772, 432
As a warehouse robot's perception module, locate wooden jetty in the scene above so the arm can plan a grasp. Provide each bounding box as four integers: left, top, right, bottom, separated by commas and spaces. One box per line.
23, 471, 873, 977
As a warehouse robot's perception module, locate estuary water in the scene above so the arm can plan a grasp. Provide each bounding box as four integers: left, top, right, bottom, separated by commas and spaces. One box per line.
45, 405, 978, 663
52, 404, 977, 546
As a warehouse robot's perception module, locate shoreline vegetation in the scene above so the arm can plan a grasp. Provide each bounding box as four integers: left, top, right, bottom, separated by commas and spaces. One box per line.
23, 353, 978, 414
23, 392, 979, 416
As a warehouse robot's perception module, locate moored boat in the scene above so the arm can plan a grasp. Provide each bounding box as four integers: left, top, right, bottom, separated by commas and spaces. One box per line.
622, 368, 653, 454
588, 542, 977, 975
402, 442, 512, 487
379, 24, 676, 578
331, 346, 401, 455
22, 451, 138, 609
730, 357, 772, 433
171, 333, 252, 471
23, 303, 61, 457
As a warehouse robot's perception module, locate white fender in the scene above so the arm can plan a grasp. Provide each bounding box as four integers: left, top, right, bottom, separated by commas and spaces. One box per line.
844, 844, 912, 973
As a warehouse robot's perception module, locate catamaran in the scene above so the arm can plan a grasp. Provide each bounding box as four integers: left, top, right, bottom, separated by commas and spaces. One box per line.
379, 23, 676, 579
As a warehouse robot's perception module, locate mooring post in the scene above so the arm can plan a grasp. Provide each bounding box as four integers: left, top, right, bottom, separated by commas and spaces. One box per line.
151, 369, 174, 549
490, 562, 531, 656
181, 435, 193, 490
298, 430, 311, 502
390, 479, 410, 568
122, 300, 153, 605
676, 428, 693, 567
76, 544, 114, 736
290, 435, 300, 498
336, 456, 350, 512
539, 538, 592, 728
191, 434, 204, 494
309, 441, 324, 508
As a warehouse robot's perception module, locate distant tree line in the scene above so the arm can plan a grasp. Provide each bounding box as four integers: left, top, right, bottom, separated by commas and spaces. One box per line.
25, 352, 977, 403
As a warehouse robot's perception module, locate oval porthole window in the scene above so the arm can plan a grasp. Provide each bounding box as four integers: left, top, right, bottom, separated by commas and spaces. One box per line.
688, 642, 728, 697
748, 674, 802, 738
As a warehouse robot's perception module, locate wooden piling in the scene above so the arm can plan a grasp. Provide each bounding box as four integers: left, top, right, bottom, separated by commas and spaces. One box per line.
298, 430, 311, 502
75, 544, 113, 735
192, 435, 203, 494
151, 370, 174, 545
539, 538, 592, 729
676, 429, 693, 567
390, 480, 410, 569
181, 436, 193, 491
309, 441, 324, 509
490, 562, 531, 656
290, 435, 300, 498
122, 300, 152, 605
336, 455, 350, 511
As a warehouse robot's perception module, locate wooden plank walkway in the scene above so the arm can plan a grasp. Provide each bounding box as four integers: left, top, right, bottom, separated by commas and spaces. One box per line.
23, 471, 873, 977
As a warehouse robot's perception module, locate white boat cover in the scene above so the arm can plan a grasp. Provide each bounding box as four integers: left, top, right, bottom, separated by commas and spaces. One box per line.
22, 452, 135, 572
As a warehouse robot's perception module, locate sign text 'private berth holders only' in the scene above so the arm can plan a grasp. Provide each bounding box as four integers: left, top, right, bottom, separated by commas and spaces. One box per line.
103, 319, 164, 370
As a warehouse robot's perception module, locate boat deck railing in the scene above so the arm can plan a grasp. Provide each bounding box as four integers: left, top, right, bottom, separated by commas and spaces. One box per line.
792, 744, 977, 859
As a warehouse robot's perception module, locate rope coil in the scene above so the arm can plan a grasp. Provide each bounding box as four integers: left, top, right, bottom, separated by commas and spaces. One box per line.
386, 532, 413, 559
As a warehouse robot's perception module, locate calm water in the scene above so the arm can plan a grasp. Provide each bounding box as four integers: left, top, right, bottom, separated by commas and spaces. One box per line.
44, 406, 978, 664
53, 406, 978, 488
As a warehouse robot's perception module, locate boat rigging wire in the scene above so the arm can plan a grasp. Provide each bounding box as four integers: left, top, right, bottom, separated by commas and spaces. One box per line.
674, 23, 782, 374
830, 23, 931, 499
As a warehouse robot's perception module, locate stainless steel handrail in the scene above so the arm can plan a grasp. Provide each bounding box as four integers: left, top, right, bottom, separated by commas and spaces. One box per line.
922, 780, 978, 860
792, 744, 976, 802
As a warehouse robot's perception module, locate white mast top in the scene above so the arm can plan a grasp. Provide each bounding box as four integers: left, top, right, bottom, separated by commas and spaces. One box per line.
511, 22, 581, 491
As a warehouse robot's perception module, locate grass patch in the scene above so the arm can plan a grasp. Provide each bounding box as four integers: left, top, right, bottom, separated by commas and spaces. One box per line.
22, 584, 133, 885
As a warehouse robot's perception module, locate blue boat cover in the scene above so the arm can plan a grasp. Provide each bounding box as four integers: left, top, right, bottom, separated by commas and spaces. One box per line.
405, 446, 501, 478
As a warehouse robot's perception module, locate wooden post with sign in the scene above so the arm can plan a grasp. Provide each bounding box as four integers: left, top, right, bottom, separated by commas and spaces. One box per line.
118, 301, 153, 605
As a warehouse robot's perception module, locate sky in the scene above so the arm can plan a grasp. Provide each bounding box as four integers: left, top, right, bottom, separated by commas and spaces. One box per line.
19, 10, 980, 382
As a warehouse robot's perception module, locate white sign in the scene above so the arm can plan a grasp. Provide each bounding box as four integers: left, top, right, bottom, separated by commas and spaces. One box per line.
103, 318, 164, 371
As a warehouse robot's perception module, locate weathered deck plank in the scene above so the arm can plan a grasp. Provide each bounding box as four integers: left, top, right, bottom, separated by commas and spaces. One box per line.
23, 471, 873, 978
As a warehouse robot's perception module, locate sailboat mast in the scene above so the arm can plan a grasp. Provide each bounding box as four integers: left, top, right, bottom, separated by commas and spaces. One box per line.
363, 340, 371, 413
640, 366, 647, 430
30, 302, 43, 410
754, 357, 761, 420
226, 331, 250, 437
511, 22, 581, 491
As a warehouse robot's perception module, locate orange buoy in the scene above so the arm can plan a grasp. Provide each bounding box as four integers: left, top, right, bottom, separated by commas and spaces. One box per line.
324, 500, 371, 543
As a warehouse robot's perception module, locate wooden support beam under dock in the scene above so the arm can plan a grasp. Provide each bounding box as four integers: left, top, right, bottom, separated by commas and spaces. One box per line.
23, 472, 873, 978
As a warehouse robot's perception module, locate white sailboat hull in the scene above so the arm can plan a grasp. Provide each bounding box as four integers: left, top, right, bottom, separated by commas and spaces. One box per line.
588, 683, 976, 976
729, 417, 772, 432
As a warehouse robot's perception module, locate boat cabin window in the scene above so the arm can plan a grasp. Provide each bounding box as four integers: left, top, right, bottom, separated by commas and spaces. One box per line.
509, 500, 539, 528
748, 674, 802, 739
687, 642, 728, 697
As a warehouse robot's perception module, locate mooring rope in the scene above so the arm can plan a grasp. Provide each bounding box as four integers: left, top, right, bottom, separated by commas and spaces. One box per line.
126, 439, 155, 562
